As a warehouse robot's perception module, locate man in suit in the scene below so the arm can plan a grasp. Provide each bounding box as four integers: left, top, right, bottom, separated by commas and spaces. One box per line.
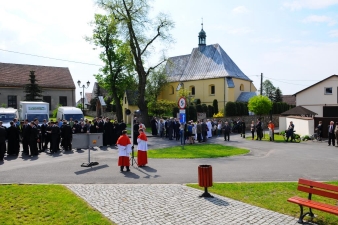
223, 121, 231, 141
6, 121, 20, 156
0, 121, 7, 161
328, 121, 335, 146
61, 121, 72, 151
29, 121, 39, 157
201, 120, 207, 142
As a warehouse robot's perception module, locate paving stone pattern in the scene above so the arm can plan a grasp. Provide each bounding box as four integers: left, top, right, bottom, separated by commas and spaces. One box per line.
66, 184, 300, 225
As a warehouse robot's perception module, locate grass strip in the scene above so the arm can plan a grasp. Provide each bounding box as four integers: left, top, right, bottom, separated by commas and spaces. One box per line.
0, 184, 114, 225
139, 144, 249, 159
245, 134, 286, 142
187, 182, 338, 225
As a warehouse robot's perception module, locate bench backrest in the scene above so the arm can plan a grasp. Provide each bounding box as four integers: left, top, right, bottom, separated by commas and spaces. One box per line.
297, 178, 338, 200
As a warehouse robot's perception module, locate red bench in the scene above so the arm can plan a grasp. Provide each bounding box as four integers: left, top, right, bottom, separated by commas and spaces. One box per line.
287, 178, 338, 224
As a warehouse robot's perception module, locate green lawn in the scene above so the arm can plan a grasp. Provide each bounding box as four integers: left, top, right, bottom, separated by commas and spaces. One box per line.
137, 144, 249, 159
0, 184, 114, 225
245, 134, 286, 142
188, 182, 338, 225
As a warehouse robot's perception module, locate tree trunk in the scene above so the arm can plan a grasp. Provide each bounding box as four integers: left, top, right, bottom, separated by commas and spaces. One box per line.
112, 92, 123, 122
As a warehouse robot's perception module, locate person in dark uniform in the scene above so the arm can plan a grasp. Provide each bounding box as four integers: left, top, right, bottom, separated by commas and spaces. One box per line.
241, 119, 246, 138
256, 118, 263, 141
103, 118, 113, 146
168, 118, 174, 140
50, 122, 60, 153
72, 120, 81, 134
43, 121, 52, 151
201, 120, 207, 142
223, 121, 231, 141
89, 121, 96, 133
6, 121, 20, 156
40, 119, 48, 152
61, 121, 72, 151
22, 120, 30, 155
96, 117, 104, 133
33, 119, 42, 152
328, 121, 336, 146
29, 121, 39, 157
0, 121, 6, 161
150, 117, 158, 136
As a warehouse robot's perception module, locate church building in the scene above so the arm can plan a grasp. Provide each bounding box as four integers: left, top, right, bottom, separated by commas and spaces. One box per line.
159, 25, 257, 111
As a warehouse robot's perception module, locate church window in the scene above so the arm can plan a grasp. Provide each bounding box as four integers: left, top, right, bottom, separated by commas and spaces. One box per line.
169, 85, 174, 95
190, 86, 195, 95
210, 85, 215, 95
240, 84, 244, 91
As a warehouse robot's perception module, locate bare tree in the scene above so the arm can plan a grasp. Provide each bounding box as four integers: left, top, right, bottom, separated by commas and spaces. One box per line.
97, 0, 174, 126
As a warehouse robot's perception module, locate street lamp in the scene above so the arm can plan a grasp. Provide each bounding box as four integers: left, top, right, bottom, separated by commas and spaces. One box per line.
77, 80, 90, 112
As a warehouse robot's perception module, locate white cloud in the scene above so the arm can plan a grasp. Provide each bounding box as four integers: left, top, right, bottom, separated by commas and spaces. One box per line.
227, 27, 252, 35
302, 15, 336, 26
283, 0, 338, 10
232, 6, 249, 14
329, 30, 338, 37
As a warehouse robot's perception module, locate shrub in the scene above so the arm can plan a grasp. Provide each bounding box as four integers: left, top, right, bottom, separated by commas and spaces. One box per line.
301, 135, 311, 141
52, 104, 62, 118
279, 130, 286, 136
213, 111, 224, 118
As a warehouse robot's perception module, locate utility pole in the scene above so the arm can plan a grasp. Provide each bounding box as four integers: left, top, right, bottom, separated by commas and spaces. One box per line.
260, 73, 263, 96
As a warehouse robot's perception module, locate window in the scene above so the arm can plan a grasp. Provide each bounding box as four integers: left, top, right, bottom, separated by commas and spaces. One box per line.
240, 84, 244, 91
124, 97, 127, 104
169, 85, 174, 95
43, 96, 51, 109
59, 96, 67, 106
210, 85, 215, 95
8, 95, 17, 108
325, 87, 332, 95
190, 86, 195, 95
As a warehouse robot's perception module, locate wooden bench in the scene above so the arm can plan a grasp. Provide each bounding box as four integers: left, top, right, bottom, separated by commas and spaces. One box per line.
287, 178, 338, 224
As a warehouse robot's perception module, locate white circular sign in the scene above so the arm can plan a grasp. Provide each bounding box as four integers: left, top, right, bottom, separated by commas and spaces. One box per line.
178, 97, 186, 109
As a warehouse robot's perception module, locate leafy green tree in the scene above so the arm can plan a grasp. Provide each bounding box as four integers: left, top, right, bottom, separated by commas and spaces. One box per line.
213, 99, 218, 114
262, 79, 276, 101
148, 99, 176, 116
86, 14, 136, 121
172, 107, 179, 118
98, 0, 174, 126
196, 104, 202, 113
274, 87, 283, 102
24, 71, 43, 101
248, 95, 272, 116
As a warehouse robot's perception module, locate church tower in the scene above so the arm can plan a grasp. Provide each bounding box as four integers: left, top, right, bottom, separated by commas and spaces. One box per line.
198, 21, 206, 48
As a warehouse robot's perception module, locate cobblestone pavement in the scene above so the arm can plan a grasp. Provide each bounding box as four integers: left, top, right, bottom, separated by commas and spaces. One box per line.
66, 184, 300, 225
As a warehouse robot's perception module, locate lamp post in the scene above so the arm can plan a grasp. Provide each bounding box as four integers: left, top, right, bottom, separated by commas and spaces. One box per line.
77, 80, 90, 112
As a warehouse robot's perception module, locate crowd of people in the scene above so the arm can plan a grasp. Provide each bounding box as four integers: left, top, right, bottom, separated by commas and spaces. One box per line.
147, 117, 275, 143
0, 117, 130, 160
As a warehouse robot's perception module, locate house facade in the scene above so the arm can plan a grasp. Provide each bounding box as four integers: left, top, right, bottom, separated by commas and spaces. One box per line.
160, 26, 257, 110
294, 75, 338, 117
0, 62, 76, 113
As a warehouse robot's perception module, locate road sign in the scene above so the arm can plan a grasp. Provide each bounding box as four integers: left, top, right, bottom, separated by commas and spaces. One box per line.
179, 113, 186, 123
179, 109, 186, 114
178, 97, 186, 109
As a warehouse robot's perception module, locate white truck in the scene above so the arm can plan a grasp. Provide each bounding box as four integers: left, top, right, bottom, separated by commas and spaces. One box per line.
0, 107, 19, 128
57, 106, 84, 121
19, 101, 49, 124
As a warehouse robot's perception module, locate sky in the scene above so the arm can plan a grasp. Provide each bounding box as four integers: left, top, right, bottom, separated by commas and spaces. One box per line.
1, 0, 338, 101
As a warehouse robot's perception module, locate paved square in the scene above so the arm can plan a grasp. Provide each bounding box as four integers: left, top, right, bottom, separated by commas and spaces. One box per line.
66, 184, 299, 225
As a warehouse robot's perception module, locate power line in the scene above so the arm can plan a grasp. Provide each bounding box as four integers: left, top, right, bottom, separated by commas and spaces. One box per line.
0, 48, 103, 67
264, 76, 309, 86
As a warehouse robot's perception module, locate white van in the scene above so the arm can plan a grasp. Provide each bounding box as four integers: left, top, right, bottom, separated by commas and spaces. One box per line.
0, 108, 19, 128
57, 107, 84, 121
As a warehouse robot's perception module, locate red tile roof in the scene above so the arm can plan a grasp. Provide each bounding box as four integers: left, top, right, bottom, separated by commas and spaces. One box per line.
0, 62, 75, 89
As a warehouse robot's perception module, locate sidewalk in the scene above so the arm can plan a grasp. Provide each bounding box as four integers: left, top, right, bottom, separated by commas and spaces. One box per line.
67, 184, 301, 225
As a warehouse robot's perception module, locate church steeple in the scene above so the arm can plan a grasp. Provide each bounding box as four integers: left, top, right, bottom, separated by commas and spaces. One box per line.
198, 19, 206, 47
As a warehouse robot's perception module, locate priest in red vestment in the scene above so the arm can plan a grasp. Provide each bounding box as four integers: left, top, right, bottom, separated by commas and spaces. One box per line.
117, 130, 132, 172
137, 128, 148, 167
